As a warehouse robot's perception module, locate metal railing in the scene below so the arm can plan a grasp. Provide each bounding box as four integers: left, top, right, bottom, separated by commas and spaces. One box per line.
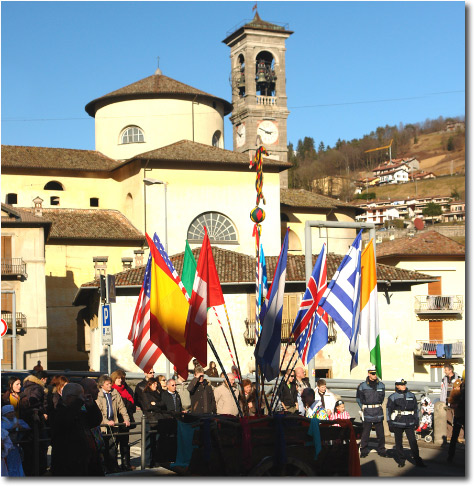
1, 311, 26, 329
415, 340, 464, 358
1, 258, 27, 277
244, 319, 295, 345
414, 295, 463, 313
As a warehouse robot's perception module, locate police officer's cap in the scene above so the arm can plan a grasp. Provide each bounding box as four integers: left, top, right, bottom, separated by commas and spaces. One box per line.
395, 378, 407, 386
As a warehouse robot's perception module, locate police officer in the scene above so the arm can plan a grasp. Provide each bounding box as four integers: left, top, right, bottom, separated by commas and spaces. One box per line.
356, 365, 388, 458
387, 378, 426, 468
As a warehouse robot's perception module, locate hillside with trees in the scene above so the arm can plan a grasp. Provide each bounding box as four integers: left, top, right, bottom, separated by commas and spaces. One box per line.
287, 115, 465, 201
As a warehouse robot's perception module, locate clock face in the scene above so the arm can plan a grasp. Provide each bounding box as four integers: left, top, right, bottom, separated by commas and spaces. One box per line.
257, 120, 278, 145
236, 123, 246, 148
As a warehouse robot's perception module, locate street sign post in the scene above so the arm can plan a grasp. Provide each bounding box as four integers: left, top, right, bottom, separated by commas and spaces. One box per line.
101, 304, 113, 346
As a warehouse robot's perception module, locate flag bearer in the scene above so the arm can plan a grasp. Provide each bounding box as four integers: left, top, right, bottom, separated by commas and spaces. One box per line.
387, 378, 426, 468
356, 366, 388, 458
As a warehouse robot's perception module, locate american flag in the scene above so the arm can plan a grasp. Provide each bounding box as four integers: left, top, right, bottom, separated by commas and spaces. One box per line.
292, 243, 328, 365
128, 252, 162, 372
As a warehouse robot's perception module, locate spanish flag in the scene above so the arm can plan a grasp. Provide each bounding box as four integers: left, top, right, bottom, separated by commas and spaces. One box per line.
360, 239, 382, 378
146, 233, 192, 379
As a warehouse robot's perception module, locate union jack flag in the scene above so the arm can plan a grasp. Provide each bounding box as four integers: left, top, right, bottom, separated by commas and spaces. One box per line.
292, 243, 328, 365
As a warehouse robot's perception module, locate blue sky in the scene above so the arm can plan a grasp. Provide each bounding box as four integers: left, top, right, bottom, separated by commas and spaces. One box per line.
1, 1, 465, 152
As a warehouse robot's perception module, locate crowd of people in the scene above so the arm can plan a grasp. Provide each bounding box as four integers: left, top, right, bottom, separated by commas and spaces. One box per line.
0, 362, 465, 476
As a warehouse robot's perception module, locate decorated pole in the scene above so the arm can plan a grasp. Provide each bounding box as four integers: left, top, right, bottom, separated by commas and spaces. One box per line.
212, 306, 238, 371
249, 144, 268, 414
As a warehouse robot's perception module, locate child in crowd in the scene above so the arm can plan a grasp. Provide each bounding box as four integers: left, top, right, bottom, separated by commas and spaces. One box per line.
330, 400, 351, 422
416, 395, 434, 432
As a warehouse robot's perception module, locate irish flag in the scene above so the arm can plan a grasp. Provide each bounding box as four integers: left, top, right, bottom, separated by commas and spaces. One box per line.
360, 239, 382, 378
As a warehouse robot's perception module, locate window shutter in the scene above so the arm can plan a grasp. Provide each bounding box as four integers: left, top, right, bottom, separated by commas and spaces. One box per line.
289, 294, 298, 320
249, 295, 256, 322
282, 295, 289, 321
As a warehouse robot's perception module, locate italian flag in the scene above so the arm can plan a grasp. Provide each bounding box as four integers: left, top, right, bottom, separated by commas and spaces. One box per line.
360, 239, 382, 378
185, 227, 225, 366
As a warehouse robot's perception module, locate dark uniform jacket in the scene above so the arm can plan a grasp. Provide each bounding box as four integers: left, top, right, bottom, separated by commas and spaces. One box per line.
386, 388, 418, 428
187, 378, 216, 414
133, 379, 148, 410
356, 377, 385, 422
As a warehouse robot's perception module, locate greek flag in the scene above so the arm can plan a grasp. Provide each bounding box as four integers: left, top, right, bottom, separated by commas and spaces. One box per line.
319, 231, 362, 371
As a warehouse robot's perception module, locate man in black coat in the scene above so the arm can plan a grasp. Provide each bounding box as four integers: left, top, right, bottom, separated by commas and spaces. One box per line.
160, 378, 184, 462
161, 379, 183, 414
50, 383, 104, 476
187, 367, 216, 414
133, 368, 155, 410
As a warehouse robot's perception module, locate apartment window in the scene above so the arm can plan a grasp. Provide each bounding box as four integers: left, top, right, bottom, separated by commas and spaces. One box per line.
120, 126, 145, 144
187, 212, 238, 243
5, 193, 17, 204
90, 198, 99, 207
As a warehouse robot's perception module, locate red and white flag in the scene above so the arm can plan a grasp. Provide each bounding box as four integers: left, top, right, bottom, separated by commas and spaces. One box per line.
185, 227, 225, 366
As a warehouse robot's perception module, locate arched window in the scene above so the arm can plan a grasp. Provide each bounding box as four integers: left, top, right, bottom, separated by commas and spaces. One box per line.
187, 212, 238, 244
44, 181, 64, 191
120, 126, 145, 144
212, 130, 221, 148
5, 194, 17, 205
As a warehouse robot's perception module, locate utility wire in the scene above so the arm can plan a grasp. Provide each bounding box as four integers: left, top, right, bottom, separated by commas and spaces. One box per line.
2, 90, 464, 122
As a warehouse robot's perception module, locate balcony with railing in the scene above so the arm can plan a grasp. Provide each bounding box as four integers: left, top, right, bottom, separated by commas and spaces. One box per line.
414, 340, 464, 359
1, 258, 28, 279
244, 317, 337, 346
414, 295, 463, 320
256, 95, 277, 106
1, 311, 27, 332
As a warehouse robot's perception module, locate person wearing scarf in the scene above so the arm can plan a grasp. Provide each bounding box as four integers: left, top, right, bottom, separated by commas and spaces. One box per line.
111, 370, 136, 471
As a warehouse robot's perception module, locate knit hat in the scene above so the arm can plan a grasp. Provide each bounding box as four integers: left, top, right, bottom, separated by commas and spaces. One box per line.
1, 405, 15, 416
395, 378, 407, 386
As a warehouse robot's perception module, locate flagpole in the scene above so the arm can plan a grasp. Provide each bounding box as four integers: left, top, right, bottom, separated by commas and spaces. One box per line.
223, 303, 244, 382
212, 306, 238, 371
207, 334, 244, 417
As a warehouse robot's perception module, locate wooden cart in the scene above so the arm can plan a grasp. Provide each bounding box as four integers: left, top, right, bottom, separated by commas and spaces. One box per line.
173, 414, 362, 476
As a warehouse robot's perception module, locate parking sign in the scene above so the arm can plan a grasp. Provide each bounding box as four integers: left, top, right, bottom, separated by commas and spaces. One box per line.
101, 304, 113, 345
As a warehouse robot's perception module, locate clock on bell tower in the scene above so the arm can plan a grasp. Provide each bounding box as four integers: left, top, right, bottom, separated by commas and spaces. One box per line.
223, 11, 293, 187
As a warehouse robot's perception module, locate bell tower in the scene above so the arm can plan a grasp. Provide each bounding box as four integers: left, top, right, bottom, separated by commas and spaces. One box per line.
223, 12, 293, 187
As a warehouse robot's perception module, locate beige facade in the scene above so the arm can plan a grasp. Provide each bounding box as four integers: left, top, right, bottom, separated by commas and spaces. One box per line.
1, 218, 48, 369
95, 98, 226, 161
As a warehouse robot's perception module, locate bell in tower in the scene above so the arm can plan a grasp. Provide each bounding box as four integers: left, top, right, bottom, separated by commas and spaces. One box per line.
255, 54, 277, 97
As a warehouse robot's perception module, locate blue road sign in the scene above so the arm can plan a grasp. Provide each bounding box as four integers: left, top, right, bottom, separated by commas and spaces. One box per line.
101, 304, 113, 345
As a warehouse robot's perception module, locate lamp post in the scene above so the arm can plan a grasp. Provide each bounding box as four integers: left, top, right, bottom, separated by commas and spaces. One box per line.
143, 178, 168, 253
142, 177, 170, 378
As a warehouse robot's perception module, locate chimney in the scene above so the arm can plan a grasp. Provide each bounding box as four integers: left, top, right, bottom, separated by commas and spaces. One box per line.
122, 257, 133, 271
134, 249, 144, 267
93, 256, 108, 279
33, 196, 44, 217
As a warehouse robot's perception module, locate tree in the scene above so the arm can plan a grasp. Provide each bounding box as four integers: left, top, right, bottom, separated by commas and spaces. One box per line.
451, 188, 461, 200
447, 136, 455, 151
422, 202, 443, 224
318, 141, 325, 153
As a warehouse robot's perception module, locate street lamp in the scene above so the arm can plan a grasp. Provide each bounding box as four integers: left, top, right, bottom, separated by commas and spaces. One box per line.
143, 178, 168, 253
142, 177, 171, 378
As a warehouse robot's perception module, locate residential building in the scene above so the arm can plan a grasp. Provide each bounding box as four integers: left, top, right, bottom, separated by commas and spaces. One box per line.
442, 201, 465, 223
376, 231, 465, 381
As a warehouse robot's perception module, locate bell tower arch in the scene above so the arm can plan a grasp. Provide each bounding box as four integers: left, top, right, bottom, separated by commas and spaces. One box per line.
223, 12, 293, 187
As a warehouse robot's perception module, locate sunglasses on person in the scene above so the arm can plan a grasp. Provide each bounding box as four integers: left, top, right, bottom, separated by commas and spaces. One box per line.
368, 371, 377, 375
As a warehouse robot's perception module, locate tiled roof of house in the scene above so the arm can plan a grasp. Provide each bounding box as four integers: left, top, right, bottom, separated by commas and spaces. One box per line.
19, 207, 145, 242
2, 203, 48, 224
79, 246, 433, 289
129, 139, 291, 169
1, 145, 122, 172
85, 74, 232, 116
280, 188, 358, 210
376, 230, 465, 258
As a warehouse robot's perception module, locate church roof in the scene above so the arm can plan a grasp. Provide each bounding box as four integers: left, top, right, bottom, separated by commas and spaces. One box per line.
223, 12, 293, 44
280, 188, 359, 211
19, 207, 145, 243
85, 74, 233, 117
129, 139, 292, 169
1, 145, 121, 172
